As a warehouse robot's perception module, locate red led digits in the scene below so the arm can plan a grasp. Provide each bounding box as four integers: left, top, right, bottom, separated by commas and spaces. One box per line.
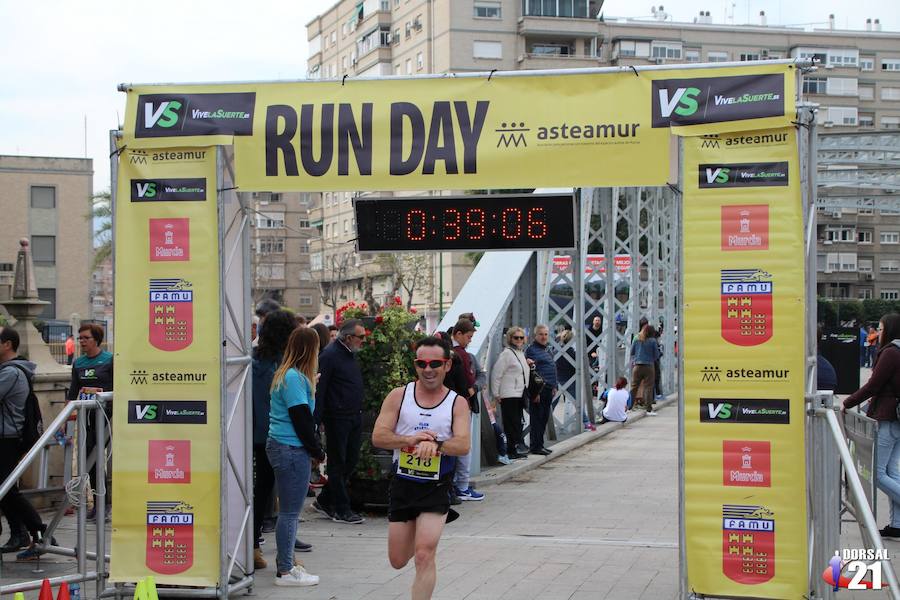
406, 209, 427, 241
444, 209, 461, 241
466, 209, 486, 240
526, 207, 548, 238
500, 207, 522, 240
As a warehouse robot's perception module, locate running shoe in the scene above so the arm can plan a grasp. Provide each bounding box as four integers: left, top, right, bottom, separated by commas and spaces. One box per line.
274, 565, 319, 587
294, 539, 312, 552
455, 487, 485, 501
311, 500, 334, 519
497, 455, 512, 465
332, 511, 365, 524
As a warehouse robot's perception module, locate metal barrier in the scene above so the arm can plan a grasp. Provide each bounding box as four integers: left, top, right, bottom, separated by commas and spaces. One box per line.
809, 391, 900, 600
40, 322, 72, 365
0, 392, 110, 597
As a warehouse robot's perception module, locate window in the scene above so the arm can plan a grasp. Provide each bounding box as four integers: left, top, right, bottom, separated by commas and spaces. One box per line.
840, 253, 858, 271
342, 56, 347, 70
30, 186, 55, 208
393, 28, 399, 44
684, 50, 700, 63
473, 40, 502, 59
882, 116, 900, 129
825, 226, 855, 242
37, 288, 56, 319
859, 258, 873, 272
739, 52, 760, 62
826, 252, 840, 271
310, 253, 323, 271
881, 232, 900, 244
257, 264, 285, 280
882, 290, 900, 301
858, 230, 873, 244
859, 207, 874, 215
256, 212, 284, 229
405, 58, 412, 74
299, 296, 314, 306
523, 0, 590, 18
859, 288, 874, 300
881, 259, 900, 273
827, 49, 858, 67
860, 57, 875, 71
707, 51, 729, 62
616, 40, 650, 58
882, 87, 900, 101
258, 238, 285, 254
298, 218, 310, 229
858, 85, 875, 101
331, 31, 336, 45
343, 219, 349, 233
797, 50, 827, 64
474, 1, 501, 18
882, 59, 900, 71
31, 235, 55, 266
308, 35, 322, 57
417, 52, 424, 70
822, 106, 857, 126
357, 26, 391, 57
531, 43, 572, 55
803, 77, 826, 95
827, 77, 857, 96
651, 42, 682, 60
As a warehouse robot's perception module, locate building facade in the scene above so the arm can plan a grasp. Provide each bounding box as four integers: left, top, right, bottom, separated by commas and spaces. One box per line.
0, 155, 93, 322
249, 192, 320, 318
306, 0, 900, 312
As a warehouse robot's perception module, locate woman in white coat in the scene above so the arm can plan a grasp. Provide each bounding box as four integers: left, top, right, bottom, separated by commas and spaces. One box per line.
491, 327, 531, 460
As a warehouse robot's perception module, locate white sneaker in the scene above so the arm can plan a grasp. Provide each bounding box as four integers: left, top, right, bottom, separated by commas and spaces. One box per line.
275, 565, 319, 587
497, 455, 512, 465
647, 411, 658, 416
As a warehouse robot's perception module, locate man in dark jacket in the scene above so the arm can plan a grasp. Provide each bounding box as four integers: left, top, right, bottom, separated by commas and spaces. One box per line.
0, 326, 45, 554
313, 319, 366, 524
526, 325, 558, 455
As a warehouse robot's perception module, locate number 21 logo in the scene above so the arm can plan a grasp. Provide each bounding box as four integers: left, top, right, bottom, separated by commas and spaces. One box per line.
822, 553, 885, 590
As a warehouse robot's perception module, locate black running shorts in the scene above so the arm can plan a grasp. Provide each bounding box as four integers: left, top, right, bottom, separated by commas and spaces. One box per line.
388, 475, 455, 523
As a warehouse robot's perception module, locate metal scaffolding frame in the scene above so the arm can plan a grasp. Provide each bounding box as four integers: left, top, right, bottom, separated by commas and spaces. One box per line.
539, 186, 679, 441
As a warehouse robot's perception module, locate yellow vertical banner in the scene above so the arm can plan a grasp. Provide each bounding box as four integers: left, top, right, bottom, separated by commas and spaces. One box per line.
682, 128, 808, 598
111, 147, 221, 586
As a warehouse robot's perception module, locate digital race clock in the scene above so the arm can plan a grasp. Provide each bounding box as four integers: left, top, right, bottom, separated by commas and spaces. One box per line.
354, 193, 575, 252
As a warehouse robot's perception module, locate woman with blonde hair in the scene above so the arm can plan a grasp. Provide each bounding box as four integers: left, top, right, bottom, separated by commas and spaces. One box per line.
266, 327, 327, 586
491, 327, 531, 460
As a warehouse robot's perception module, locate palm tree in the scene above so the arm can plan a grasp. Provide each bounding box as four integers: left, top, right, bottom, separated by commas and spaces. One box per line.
90, 190, 112, 270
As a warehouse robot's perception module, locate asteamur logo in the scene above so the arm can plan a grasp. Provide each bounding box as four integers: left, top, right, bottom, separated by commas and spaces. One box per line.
492, 118, 642, 150
651, 74, 785, 127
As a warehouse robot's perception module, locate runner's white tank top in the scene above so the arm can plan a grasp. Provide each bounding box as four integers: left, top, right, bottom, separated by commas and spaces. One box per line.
392, 382, 457, 465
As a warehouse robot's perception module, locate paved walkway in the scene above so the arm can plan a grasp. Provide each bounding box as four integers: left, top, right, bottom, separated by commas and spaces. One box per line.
3, 393, 897, 599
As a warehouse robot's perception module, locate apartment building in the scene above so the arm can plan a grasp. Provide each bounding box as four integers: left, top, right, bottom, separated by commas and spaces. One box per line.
0, 155, 93, 321
306, 0, 900, 313
249, 192, 320, 317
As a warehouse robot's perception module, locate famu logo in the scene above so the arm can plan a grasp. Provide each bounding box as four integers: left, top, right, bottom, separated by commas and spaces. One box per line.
131, 178, 207, 202
651, 73, 785, 127
700, 162, 789, 188
135, 92, 255, 138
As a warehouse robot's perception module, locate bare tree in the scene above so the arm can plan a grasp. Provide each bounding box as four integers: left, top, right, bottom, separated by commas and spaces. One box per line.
377, 253, 434, 310
319, 251, 353, 311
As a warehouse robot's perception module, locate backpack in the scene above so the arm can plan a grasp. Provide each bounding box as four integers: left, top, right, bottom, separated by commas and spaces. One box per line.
1, 363, 44, 451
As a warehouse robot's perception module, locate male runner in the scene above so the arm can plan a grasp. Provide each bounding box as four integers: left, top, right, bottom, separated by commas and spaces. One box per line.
372, 336, 471, 600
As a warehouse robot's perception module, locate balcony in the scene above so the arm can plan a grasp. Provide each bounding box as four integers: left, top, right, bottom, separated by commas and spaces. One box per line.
518, 52, 602, 70
518, 15, 599, 36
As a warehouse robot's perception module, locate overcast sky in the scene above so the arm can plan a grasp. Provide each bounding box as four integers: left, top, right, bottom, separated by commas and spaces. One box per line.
0, 0, 895, 195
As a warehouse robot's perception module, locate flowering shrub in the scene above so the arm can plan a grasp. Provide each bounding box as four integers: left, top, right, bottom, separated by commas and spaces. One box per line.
334, 297, 423, 480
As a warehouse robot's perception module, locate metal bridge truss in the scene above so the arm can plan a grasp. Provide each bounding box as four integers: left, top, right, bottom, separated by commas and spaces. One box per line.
538, 186, 679, 440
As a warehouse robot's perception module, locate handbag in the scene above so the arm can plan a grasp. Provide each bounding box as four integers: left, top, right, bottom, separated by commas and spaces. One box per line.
527, 365, 545, 400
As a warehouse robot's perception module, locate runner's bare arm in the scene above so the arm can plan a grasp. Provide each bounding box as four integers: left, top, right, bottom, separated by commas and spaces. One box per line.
435, 396, 471, 457
372, 386, 436, 450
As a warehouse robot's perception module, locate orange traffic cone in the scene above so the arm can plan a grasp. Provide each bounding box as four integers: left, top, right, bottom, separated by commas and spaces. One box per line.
56, 582, 71, 600
38, 579, 53, 600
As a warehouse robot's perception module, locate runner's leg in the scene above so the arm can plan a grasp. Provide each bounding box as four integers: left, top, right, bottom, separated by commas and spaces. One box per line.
387, 519, 417, 569
411, 511, 447, 600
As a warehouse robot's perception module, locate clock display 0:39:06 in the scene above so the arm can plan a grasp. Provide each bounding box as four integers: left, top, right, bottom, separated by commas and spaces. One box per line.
354, 194, 576, 251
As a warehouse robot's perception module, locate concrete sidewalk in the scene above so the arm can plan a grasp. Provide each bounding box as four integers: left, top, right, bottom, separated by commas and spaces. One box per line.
3, 396, 897, 599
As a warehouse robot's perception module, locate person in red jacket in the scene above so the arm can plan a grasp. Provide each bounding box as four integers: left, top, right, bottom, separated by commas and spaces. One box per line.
843, 313, 900, 539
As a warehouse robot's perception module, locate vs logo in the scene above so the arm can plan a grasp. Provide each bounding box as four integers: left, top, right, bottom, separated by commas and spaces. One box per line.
658, 87, 701, 118
705, 167, 731, 184
132, 403, 159, 422
144, 100, 184, 129
135, 181, 157, 199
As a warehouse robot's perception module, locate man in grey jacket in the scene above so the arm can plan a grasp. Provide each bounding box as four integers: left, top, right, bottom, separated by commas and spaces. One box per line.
0, 326, 45, 554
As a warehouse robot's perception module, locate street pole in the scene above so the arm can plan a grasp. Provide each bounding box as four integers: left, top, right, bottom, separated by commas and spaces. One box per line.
438, 252, 444, 319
